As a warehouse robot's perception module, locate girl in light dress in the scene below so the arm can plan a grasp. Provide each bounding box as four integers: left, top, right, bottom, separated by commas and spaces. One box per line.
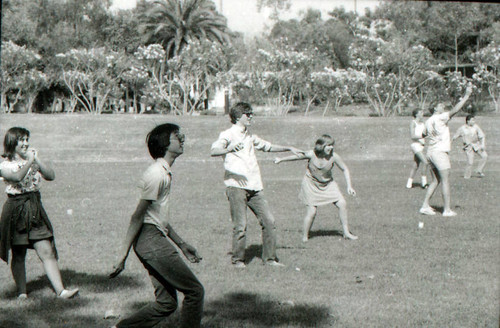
275, 134, 357, 242
406, 108, 429, 189
0, 127, 78, 299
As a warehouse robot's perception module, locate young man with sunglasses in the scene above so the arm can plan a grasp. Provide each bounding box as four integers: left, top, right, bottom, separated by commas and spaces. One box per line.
211, 102, 302, 268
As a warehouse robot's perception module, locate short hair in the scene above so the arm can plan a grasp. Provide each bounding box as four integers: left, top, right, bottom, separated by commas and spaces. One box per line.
2, 127, 30, 160
314, 134, 335, 156
466, 114, 475, 123
146, 123, 180, 159
229, 102, 253, 124
412, 109, 421, 118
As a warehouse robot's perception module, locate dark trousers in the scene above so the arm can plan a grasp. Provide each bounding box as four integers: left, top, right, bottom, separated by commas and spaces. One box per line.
226, 187, 278, 264
117, 224, 204, 328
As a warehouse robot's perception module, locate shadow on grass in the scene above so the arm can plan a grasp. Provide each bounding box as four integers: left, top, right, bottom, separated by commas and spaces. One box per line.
2, 269, 144, 298
245, 244, 262, 264
0, 295, 95, 328
203, 292, 333, 327
309, 229, 343, 239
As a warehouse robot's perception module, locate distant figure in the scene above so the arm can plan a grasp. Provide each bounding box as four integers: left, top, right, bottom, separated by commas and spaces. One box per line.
0, 127, 79, 299
275, 134, 358, 242
419, 85, 473, 217
110, 123, 204, 328
210, 102, 302, 268
452, 114, 487, 178
406, 109, 429, 189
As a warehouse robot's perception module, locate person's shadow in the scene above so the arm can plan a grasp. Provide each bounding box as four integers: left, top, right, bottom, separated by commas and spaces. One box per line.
309, 229, 343, 239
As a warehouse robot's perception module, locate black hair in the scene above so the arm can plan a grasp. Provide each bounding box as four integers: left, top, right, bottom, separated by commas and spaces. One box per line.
146, 123, 180, 159
229, 102, 253, 124
2, 127, 30, 160
412, 109, 421, 118
314, 134, 335, 157
465, 114, 475, 123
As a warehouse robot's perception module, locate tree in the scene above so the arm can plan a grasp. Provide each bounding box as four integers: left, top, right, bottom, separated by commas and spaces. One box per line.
138, 0, 231, 58
472, 42, 500, 112
54, 48, 127, 113
1, 41, 47, 113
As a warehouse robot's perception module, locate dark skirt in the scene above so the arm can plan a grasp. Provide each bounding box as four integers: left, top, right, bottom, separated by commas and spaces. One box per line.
0, 191, 57, 263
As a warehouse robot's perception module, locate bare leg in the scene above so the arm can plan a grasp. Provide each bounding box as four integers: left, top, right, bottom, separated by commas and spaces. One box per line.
11, 246, 28, 296
335, 198, 357, 240
415, 152, 429, 186
407, 159, 419, 188
33, 239, 64, 295
421, 165, 439, 212
439, 168, 452, 213
302, 206, 317, 242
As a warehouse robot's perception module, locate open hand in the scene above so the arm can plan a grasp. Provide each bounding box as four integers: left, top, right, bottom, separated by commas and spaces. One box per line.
109, 259, 126, 279
180, 243, 202, 263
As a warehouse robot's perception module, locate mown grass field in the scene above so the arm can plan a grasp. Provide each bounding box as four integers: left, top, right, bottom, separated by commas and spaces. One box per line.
0, 113, 498, 328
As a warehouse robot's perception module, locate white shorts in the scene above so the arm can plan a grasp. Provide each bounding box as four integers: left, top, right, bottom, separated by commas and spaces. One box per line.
411, 142, 424, 154
427, 151, 451, 171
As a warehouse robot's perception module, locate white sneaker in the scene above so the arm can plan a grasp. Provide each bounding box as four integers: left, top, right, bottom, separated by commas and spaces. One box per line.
419, 207, 436, 215
232, 261, 246, 268
442, 210, 457, 217
265, 260, 285, 267
58, 288, 79, 299
406, 179, 413, 189
17, 293, 28, 299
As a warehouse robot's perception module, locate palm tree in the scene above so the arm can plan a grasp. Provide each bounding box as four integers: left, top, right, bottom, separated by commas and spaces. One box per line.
138, 0, 231, 58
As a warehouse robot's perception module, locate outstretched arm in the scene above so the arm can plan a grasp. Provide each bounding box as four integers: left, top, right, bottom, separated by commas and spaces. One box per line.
109, 199, 150, 278
211, 141, 244, 157
449, 84, 473, 118
275, 151, 310, 164
333, 153, 356, 196
269, 144, 304, 155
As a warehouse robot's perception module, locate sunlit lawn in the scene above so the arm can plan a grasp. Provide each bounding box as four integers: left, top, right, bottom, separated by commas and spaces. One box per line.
0, 113, 498, 327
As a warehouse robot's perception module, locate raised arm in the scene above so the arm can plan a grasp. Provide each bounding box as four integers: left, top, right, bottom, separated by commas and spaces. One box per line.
333, 153, 356, 196
449, 85, 473, 118
34, 150, 55, 181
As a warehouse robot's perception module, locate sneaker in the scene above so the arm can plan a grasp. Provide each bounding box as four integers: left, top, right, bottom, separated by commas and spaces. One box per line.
58, 288, 79, 299
476, 172, 485, 178
17, 293, 28, 300
442, 210, 457, 217
265, 260, 285, 267
232, 261, 246, 268
406, 180, 412, 189
419, 207, 436, 216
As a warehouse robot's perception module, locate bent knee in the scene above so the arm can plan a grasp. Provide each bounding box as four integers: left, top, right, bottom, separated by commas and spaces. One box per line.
335, 198, 347, 209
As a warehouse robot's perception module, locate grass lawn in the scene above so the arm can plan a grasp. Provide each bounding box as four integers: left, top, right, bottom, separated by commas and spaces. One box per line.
0, 113, 498, 327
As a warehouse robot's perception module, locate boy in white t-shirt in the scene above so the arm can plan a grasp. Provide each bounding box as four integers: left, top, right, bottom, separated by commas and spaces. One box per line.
452, 114, 487, 178
419, 85, 473, 217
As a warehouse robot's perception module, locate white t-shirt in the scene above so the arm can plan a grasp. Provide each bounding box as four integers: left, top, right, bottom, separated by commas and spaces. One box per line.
425, 112, 451, 153
139, 158, 172, 236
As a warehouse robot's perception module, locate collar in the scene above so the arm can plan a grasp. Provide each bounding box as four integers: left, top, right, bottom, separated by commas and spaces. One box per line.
156, 157, 172, 175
